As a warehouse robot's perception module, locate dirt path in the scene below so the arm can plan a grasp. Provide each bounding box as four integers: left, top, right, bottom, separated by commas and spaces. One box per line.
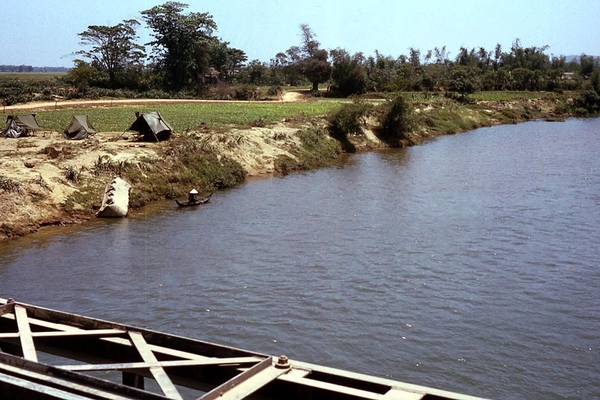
280, 90, 306, 102
2, 90, 310, 112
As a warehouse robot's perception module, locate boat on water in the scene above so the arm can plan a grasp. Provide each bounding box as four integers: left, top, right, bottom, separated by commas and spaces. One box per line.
175, 192, 212, 207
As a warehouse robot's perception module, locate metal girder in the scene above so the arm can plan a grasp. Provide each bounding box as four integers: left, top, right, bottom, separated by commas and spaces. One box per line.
0, 298, 489, 400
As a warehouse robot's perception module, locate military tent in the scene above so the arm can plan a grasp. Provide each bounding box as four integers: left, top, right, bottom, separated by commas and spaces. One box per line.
63, 115, 96, 140
126, 111, 173, 141
2, 114, 42, 138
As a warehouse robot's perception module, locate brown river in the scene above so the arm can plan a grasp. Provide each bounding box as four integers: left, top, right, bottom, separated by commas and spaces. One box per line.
1, 118, 599, 399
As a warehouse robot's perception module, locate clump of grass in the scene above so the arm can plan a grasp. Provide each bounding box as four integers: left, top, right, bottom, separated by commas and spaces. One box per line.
93, 155, 130, 176
0, 223, 18, 239
62, 181, 104, 215
30, 191, 48, 203
252, 117, 267, 127
272, 131, 288, 141
33, 174, 52, 191
414, 101, 476, 135
225, 134, 248, 149
297, 127, 340, 169
274, 155, 297, 175
0, 176, 22, 193
93, 155, 115, 176
63, 165, 82, 183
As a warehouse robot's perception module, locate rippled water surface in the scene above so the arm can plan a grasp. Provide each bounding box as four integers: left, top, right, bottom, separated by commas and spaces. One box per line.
2, 118, 599, 399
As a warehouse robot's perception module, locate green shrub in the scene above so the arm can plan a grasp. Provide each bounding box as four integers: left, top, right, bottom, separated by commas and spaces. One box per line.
327, 99, 372, 138
573, 88, 600, 115
267, 86, 282, 96
274, 155, 297, 175
234, 84, 258, 100
375, 94, 415, 146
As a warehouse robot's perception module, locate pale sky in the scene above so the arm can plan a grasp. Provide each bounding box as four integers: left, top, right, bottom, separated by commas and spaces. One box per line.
2, 0, 599, 68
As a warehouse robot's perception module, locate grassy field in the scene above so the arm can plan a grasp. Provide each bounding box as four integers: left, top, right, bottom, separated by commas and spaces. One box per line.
470, 91, 560, 101
0, 72, 66, 81
32, 101, 344, 133
6, 89, 569, 135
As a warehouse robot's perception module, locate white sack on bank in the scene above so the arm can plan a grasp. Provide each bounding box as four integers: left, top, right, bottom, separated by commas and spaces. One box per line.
96, 176, 131, 218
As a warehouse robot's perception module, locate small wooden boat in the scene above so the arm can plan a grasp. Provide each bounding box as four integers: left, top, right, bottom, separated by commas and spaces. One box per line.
175, 192, 212, 207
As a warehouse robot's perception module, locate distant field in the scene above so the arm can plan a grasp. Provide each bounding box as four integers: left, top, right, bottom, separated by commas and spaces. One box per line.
0, 72, 66, 81
5, 88, 561, 134
402, 91, 557, 102
33, 101, 344, 133
470, 91, 558, 101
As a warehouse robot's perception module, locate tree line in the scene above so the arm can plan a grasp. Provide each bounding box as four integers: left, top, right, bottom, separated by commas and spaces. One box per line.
7, 1, 600, 112
0, 65, 69, 73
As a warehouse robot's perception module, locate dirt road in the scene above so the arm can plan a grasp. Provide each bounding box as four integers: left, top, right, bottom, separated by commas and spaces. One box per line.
2, 90, 310, 112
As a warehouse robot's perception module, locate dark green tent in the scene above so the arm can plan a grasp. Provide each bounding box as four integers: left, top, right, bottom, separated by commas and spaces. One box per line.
3, 114, 42, 138
63, 115, 96, 140
126, 111, 173, 141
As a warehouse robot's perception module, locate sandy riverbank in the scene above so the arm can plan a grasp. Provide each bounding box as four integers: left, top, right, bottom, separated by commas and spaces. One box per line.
0, 94, 570, 241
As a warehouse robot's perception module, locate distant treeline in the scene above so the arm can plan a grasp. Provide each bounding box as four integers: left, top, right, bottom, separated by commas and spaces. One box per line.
0, 65, 69, 73
2, 2, 600, 115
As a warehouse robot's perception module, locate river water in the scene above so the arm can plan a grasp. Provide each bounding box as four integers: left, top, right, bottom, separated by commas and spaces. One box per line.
1, 118, 599, 399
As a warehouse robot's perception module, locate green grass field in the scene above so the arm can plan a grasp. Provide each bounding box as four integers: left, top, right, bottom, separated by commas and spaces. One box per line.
470, 91, 558, 101
33, 101, 344, 133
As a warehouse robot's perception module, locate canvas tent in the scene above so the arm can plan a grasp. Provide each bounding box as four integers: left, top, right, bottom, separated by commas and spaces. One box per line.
3, 114, 42, 138
126, 111, 173, 141
63, 115, 96, 140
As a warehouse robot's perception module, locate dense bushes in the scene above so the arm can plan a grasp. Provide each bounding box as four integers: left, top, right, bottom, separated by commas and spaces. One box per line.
573, 71, 600, 115
573, 89, 600, 115
327, 100, 372, 138
0, 79, 55, 105
375, 94, 415, 146
326, 95, 415, 149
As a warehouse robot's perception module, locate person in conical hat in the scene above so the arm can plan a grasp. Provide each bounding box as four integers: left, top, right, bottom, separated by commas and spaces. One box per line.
188, 189, 199, 203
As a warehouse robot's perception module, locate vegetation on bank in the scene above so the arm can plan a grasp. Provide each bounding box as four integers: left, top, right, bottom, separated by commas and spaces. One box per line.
0, 90, 580, 240
64, 137, 247, 215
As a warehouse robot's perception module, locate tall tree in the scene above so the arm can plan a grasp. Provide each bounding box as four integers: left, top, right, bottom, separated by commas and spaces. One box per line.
448, 65, 480, 100
365, 50, 398, 92
329, 48, 367, 96
142, 2, 217, 92
268, 50, 300, 86
295, 24, 331, 91
241, 60, 268, 85
579, 54, 598, 78
77, 19, 145, 88
66, 60, 100, 92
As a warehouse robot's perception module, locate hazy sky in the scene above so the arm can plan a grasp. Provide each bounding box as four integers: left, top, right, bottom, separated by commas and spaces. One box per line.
2, 0, 599, 67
